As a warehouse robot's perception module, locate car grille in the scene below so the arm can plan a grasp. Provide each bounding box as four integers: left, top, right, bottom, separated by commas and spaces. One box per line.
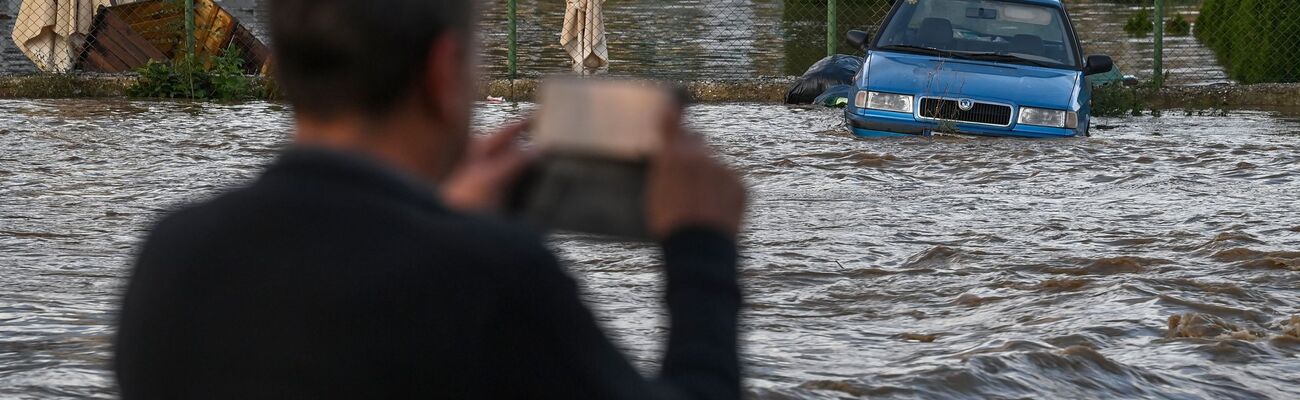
918, 98, 1013, 126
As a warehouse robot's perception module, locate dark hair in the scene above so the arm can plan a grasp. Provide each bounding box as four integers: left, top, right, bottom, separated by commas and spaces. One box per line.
270, 0, 475, 117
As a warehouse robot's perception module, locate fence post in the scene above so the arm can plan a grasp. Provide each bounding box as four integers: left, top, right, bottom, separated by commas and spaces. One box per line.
508, 0, 518, 79
827, 0, 838, 57
184, 0, 195, 56
1153, 0, 1164, 87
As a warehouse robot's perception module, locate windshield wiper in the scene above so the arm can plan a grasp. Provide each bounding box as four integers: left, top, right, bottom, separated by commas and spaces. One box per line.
953, 52, 1056, 68
877, 46, 1060, 68
877, 44, 960, 58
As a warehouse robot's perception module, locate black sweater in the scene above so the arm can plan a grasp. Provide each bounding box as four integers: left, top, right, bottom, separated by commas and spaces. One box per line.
114, 148, 741, 399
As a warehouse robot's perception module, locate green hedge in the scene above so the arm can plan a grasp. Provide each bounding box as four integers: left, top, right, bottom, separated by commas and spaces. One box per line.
1197, 0, 1300, 83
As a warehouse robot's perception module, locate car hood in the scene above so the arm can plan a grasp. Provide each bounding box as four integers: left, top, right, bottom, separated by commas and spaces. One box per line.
865, 51, 1081, 109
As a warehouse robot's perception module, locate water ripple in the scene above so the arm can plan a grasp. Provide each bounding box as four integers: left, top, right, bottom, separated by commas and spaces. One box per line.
3, 100, 1300, 398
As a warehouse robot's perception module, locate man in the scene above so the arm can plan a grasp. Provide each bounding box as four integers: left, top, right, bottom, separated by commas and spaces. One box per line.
113, 0, 746, 399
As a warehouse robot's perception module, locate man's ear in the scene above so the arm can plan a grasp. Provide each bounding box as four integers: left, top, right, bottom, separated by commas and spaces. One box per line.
423, 32, 470, 121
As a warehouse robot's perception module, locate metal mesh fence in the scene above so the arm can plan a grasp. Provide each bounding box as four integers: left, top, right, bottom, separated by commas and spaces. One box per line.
1074, 0, 1300, 86
1068, 0, 1235, 86
478, 0, 894, 80
1192, 0, 1300, 84
478, 0, 1300, 86
3, 0, 1299, 86
2, 0, 268, 77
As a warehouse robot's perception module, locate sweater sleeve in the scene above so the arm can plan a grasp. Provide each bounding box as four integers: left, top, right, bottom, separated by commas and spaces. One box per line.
658, 228, 743, 399
491, 228, 741, 400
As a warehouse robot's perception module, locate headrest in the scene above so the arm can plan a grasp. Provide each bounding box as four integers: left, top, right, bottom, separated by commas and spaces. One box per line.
918, 18, 954, 47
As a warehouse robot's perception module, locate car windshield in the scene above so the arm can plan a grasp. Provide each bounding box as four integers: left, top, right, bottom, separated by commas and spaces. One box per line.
875, 0, 1078, 69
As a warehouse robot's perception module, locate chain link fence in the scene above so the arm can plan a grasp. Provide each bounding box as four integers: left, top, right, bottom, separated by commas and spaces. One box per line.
3, 0, 1299, 86
479, 0, 1300, 86
478, 0, 894, 80
1068, 0, 1234, 86
2, 0, 268, 77
1195, 0, 1300, 84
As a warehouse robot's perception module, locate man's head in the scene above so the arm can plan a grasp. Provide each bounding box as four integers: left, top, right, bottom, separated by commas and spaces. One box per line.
270, 0, 478, 178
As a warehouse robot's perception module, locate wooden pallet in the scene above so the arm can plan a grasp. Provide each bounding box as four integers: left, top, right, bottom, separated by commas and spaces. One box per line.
78, 0, 270, 74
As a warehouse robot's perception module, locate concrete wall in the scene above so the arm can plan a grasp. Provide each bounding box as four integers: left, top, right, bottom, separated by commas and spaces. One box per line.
214, 0, 268, 40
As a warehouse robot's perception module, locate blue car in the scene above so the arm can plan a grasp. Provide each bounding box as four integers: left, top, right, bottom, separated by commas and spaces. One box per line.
844, 0, 1113, 138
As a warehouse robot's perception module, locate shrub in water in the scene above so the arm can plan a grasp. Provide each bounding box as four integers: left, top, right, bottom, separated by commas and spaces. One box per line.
1092, 84, 1150, 117
1124, 9, 1153, 37
1165, 14, 1191, 36
129, 45, 259, 101
209, 48, 252, 100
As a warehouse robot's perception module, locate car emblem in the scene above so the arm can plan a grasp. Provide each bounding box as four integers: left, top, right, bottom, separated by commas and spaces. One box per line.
958, 98, 975, 111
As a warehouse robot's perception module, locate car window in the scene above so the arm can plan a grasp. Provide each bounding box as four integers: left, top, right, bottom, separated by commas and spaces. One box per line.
876, 0, 1078, 68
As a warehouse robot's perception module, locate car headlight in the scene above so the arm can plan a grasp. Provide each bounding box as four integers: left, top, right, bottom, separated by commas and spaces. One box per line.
1018, 107, 1078, 129
858, 91, 914, 113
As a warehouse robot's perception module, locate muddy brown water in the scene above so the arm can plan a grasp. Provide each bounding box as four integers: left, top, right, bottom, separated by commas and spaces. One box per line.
2, 99, 1299, 399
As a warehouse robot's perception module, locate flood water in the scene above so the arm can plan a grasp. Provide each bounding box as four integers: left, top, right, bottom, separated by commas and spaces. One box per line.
2, 99, 1300, 399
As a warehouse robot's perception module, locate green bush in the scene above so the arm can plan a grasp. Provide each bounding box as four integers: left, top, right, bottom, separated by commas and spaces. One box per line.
1124, 9, 1154, 37
1126, 9, 1192, 38
129, 45, 260, 101
1093, 84, 1152, 117
1197, 0, 1300, 83
1165, 14, 1191, 36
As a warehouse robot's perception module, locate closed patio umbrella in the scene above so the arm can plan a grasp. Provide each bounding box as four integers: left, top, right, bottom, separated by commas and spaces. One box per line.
11, 0, 117, 72
560, 0, 608, 71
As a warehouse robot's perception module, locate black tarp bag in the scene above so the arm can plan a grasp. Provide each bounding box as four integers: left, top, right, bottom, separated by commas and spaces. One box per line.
784, 55, 863, 104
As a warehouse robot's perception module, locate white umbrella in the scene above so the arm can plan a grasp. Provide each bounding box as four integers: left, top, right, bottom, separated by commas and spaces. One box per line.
11, 0, 117, 72
560, 0, 608, 72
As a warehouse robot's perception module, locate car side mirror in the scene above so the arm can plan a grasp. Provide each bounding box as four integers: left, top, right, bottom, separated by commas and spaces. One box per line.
1083, 55, 1114, 76
846, 30, 871, 51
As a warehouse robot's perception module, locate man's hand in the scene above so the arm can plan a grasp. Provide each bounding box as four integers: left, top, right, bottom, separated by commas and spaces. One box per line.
442, 121, 533, 213
646, 118, 747, 240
